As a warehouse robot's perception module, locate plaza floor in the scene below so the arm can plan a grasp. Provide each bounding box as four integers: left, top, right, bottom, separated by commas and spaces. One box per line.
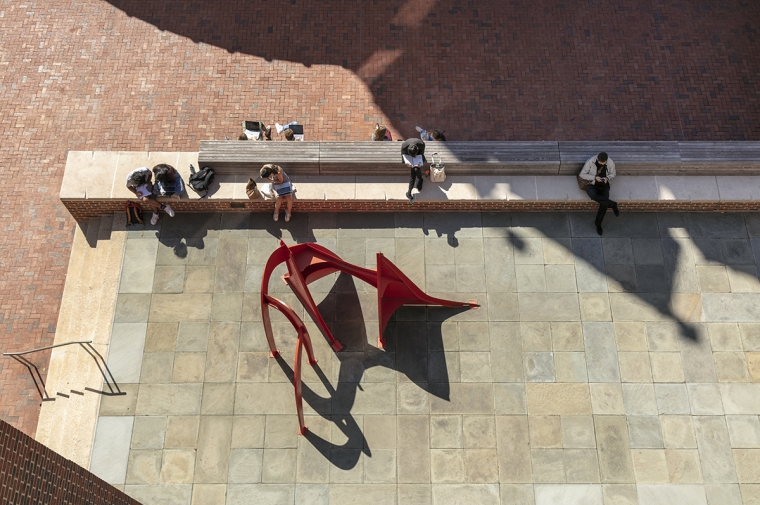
83, 211, 760, 505
2, 0, 760, 436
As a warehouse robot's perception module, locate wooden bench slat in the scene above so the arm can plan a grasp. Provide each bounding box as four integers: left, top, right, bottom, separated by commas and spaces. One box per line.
199, 140, 760, 177
558, 141, 682, 175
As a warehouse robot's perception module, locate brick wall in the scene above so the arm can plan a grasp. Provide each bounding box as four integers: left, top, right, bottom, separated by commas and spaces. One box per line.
0, 420, 140, 505
62, 198, 760, 221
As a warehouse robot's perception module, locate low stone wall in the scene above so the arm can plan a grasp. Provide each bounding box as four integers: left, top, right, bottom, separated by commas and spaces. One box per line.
61, 198, 760, 221
60, 151, 760, 221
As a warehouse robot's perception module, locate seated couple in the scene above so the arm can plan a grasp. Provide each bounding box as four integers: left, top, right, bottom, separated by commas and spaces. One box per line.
125, 164, 183, 225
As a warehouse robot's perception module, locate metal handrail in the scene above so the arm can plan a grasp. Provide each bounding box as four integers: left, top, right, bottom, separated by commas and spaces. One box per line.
3, 339, 125, 400
3, 340, 93, 356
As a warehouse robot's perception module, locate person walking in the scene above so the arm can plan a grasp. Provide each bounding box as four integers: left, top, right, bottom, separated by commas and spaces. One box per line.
578, 152, 619, 235
401, 138, 426, 203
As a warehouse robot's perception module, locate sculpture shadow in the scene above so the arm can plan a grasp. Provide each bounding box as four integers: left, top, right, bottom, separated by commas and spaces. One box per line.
274, 273, 468, 469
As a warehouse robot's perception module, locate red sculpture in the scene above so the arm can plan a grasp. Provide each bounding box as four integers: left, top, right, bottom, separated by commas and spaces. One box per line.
261, 240, 477, 434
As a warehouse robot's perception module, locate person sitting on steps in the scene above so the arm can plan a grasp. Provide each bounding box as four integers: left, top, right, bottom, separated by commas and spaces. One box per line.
125, 167, 175, 226
578, 152, 619, 235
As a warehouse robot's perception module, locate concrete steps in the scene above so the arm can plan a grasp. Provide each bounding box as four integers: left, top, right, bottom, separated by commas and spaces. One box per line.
35, 214, 127, 468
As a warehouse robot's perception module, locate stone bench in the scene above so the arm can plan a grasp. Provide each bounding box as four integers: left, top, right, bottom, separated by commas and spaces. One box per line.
198, 140, 760, 177
60, 150, 760, 221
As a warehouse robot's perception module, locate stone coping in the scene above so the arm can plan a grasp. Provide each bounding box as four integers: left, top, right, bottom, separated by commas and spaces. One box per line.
62, 151, 760, 206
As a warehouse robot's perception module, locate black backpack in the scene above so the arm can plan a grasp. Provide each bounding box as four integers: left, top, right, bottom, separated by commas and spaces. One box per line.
188, 167, 215, 197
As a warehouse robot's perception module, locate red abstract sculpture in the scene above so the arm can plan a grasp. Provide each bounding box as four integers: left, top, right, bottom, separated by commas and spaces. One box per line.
261, 240, 477, 434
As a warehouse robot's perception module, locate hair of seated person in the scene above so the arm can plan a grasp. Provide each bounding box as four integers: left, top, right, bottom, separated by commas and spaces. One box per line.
260, 164, 281, 179
283, 129, 295, 141
152, 164, 175, 183
374, 125, 388, 141
238, 133, 248, 140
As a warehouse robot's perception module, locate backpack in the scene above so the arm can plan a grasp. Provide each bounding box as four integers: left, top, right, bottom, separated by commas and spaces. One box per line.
188, 167, 215, 197
124, 201, 143, 226
246, 178, 260, 199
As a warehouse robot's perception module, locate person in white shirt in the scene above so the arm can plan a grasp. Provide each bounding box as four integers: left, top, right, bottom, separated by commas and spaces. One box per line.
125, 167, 175, 226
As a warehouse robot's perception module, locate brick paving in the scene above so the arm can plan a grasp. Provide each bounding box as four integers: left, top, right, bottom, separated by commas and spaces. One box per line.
1, 0, 759, 436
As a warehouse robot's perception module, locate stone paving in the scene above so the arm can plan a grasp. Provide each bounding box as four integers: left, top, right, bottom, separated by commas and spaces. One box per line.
2, 0, 760, 436
86, 211, 760, 505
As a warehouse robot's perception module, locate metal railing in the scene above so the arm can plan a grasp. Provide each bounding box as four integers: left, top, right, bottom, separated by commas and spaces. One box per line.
4, 340, 125, 401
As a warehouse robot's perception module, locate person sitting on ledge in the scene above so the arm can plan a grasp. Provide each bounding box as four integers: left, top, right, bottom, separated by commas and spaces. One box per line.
260, 164, 293, 222
125, 167, 175, 226
415, 126, 446, 141
372, 123, 393, 141
578, 151, 619, 235
401, 137, 426, 204
152, 164, 184, 198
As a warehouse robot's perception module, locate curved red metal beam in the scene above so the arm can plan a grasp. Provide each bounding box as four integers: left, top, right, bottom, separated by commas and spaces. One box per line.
261, 241, 478, 433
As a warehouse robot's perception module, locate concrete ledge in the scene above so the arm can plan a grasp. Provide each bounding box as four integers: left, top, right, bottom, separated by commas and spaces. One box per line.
61, 151, 760, 221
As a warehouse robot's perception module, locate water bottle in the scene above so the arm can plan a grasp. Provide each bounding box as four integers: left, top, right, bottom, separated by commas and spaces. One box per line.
190, 164, 196, 174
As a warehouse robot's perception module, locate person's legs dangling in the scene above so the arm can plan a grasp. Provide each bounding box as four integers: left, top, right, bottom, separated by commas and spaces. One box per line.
586, 185, 616, 235
407, 166, 418, 203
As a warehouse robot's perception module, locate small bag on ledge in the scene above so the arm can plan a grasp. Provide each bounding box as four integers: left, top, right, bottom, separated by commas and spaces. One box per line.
246, 178, 260, 199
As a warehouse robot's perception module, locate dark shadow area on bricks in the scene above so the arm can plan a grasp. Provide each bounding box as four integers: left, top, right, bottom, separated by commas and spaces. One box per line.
106, 0, 760, 140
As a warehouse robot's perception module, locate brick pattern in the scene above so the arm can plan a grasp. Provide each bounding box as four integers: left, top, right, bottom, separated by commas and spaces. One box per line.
1, 0, 759, 436
62, 199, 760, 222
0, 420, 140, 505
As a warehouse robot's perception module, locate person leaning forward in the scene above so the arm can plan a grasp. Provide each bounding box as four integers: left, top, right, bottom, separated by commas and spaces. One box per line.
578, 152, 619, 235
401, 137, 426, 204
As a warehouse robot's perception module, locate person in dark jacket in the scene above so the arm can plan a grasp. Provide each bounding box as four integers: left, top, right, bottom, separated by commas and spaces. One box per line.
401, 138, 426, 203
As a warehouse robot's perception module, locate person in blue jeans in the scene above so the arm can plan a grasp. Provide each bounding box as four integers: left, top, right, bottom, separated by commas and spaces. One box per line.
578, 152, 619, 235
415, 126, 446, 141
152, 164, 185, 197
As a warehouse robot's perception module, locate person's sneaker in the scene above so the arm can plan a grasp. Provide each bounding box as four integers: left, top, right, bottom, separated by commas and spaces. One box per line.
596, 224, 603, 236
406, 192, 415, 204
164, 204, 175, 217
613, 203, 620, 217
415, 126, 423, 133
150, 212, 159, 226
